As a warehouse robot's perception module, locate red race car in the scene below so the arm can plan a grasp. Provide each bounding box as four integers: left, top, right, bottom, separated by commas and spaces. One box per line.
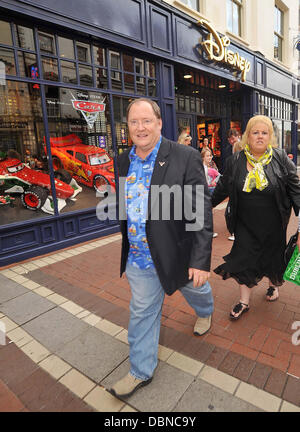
0, 157, 82, 213
44, 134, 115, 195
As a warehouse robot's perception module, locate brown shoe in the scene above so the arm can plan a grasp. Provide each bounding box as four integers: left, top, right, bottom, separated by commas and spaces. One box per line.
108, 373, 152, 398
193, 315, 211, 336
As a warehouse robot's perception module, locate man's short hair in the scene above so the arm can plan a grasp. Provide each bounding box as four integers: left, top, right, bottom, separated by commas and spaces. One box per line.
126, 98, 161, 120
227, 128, 240, 138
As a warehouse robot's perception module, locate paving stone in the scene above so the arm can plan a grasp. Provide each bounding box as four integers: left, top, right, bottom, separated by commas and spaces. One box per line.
264, 368, 288, 398
57, 327, 129, 383
206, 346, 228, 369
219, 351, 243, 375
233, 357, 256, 382
248, 362, 272, 389
23, 307, 89, 352
101, 359, 194, 412
0, 277, 28, 303
282, 376, 300, 407
173, 380, 263, 412
0, 292, 55, 325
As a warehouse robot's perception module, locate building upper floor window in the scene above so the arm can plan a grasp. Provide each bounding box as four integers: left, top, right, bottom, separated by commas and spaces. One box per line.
180, 0, 199, 11
274, 5, 284, 61
227, 0, 242, 37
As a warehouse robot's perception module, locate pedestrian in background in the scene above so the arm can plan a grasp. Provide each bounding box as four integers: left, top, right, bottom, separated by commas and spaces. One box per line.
178, 132, 192, 146
212, 115, 300, 320
202, 148, 220, 239
110, 98, 214, 398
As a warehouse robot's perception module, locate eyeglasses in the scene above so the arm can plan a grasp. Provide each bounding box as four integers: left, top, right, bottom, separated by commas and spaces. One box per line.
128, 119, 154, 127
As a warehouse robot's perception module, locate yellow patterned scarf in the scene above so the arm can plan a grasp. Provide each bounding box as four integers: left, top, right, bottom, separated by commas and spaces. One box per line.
243, 144, 273, 193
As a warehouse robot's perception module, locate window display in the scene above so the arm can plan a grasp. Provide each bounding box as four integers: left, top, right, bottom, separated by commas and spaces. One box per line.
45, 86, 115, 213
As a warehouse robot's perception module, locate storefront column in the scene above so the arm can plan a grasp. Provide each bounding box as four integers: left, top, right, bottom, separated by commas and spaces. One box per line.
157, 61, 176, 141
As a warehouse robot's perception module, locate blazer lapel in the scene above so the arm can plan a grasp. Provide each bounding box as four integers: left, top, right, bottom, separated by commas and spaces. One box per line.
148, 138, 171, 219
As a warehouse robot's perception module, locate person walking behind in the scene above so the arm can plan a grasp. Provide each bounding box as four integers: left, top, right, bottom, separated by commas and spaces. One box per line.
226, 129, 241, 241
178, 131, 192, 146
202, 148, 220, 238
110, 98, 214, 398
212, 115, 300, 320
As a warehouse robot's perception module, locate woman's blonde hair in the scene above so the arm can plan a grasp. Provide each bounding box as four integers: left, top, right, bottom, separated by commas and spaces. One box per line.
240, 115, 278, 149
178, 132, 191, 145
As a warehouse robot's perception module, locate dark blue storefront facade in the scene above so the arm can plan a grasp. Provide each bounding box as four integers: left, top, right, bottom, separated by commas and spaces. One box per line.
0, 0, 299, 266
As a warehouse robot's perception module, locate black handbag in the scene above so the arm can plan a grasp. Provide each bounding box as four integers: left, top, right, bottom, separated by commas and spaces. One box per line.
284, 231, 299, 265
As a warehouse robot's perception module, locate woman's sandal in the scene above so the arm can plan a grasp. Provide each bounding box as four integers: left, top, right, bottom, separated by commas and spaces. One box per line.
266, 286, 279, 302
229, 302, 249, 320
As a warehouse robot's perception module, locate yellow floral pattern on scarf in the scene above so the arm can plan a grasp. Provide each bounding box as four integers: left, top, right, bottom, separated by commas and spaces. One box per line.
243, 144, 273, 193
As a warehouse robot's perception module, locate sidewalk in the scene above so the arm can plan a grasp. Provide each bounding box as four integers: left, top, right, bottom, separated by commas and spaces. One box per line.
0, 204, 299, 412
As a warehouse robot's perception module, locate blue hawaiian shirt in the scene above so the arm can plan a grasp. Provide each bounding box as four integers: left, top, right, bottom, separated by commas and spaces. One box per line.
126, 137, 162, 269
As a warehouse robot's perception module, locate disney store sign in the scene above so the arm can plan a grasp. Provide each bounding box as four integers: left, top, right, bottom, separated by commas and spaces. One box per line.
198, 20, 251, 82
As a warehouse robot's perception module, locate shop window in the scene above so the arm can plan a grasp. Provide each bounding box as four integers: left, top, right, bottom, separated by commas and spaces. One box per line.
180, 0, 199, 11
58, 36, 75, 59
283, 122, 292, 154
0, 47, 16, 76
79, 65, 93, 87
45, 86, 115, 214
95, 67, 108, 89
274, 6, 283, 61
109, 50, 121, 82
123, 54, 134, 73
76, 42, 91, 63
273, 119, 282, 148
135, 58, 144, 84
41, 57, 59, 81
124, 73, 135, 94
148, 80, 156, 97
113, 96, 131, 155
227, 0, 243, 37
146, 61, 156, 78
0, 20, 13, 46
0, 81, 57, 225
18, 52, 38, 78
14, 25, 35, 51
61, 60, 77, 84
92, 45, 106, 67
38, 31, 56, 55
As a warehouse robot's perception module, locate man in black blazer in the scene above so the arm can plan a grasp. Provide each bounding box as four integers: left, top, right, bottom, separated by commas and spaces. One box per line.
109, 98, 214, 399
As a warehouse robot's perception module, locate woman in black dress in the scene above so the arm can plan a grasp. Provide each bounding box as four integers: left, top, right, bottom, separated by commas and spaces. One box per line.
212, 115, 300, 320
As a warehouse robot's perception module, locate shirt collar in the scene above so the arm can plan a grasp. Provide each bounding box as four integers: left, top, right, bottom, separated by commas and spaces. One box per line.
129, 136, 162, 162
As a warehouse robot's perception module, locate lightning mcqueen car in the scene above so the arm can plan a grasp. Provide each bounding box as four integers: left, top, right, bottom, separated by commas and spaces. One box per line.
44, 134, 115, 194
0, 157, 81, 213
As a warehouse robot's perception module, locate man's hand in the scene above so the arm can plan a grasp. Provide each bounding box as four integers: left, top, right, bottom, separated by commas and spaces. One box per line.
297, 234, 300, 252
188, 268, 210, 287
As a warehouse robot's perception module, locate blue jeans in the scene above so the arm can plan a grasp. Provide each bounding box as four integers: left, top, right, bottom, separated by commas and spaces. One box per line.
125, 263, 214, 380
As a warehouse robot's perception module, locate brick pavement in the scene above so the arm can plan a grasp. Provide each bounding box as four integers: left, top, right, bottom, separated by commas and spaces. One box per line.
0, 204, 299, 411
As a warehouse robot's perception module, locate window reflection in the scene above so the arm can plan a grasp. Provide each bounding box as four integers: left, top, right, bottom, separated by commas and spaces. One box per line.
76, 42, 90, 63
15, 25, 35, 51
0, 20, 13, 45
0, 47, 16, 75
61, 60, 77, 84
79, 65, 93, 86
58, 36, 75, 59
41, 57, 59, 81
18, 52, 38, 78
38, 31, 56, 55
